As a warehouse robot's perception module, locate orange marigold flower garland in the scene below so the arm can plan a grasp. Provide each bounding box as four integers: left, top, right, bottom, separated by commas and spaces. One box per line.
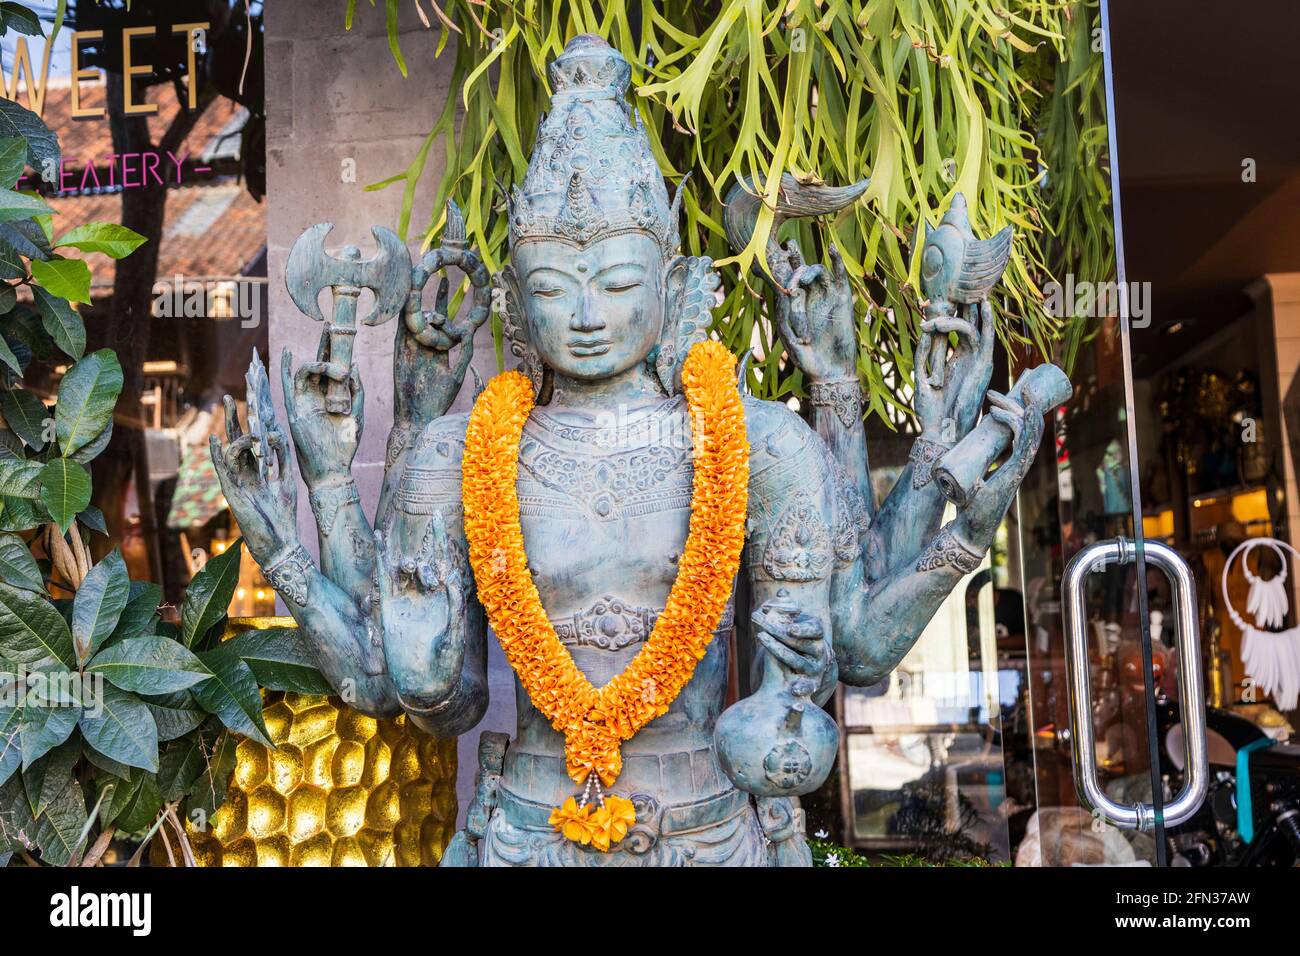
461, 340, 749, 851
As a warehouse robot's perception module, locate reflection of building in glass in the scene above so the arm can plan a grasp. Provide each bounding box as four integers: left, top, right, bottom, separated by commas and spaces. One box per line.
26, 79, 271, 616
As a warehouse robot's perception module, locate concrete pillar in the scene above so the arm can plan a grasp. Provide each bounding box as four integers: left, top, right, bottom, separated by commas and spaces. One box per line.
263, 0, 513, 828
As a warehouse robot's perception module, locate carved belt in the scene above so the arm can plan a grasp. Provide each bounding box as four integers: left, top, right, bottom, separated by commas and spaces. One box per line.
552, 595, 735, 651
496, 783, 751, 845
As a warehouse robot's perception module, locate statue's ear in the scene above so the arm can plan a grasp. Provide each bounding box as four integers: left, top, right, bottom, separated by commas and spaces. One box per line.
654, 255, 720, 395
495, 265, 552, 404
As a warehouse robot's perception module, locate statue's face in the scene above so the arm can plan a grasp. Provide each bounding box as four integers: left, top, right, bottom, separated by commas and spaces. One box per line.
512, 233, 664, 381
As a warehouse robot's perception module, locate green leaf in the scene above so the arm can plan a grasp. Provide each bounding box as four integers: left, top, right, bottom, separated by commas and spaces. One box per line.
0, 281, 17, 311
0, 220, 50, 261
104, 769, 160, 833
0, 456, 41, 498
191, 644, 272, 746
71, 549, 128, 662
78, 683, 158, 773
0, 386, 48, 450
0, 4, 44, 37
31, 286, 83, 360
4, 303, 51, 359
99, 767, 139, 828
38, 457, 90, 533
88, 636, 211, 696
0, 494, 49, 532
0, 772, 35, 851
68, 419, 111, 465
143, 690, 205, 742
0, 688, 22, 786
157, 732, 207, 802
77, 504, 106, 536
55, 349, 121, 457
22, 736, 78, 818
0, 334, 21, 378
0, 581, 72, 667
106, 581, 161, 647
50, 0, 65, 44
0, 188, 50, 225
180, 538, 242, 648
18, 683, 77, 768
0, 532, 44, 594
0, 242, 22, 281
185, 726, 235, 820
56, 223, 147, 260
80, 737, 128, 779
33, 773, 86, 866
0, 139, 25, 192
226, 628, 331, 694
30, 257, 91, 304
0, 96, 57, 174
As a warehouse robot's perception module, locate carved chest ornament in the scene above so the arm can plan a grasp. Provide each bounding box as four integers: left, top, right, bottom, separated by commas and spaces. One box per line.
462, 341, 748, 852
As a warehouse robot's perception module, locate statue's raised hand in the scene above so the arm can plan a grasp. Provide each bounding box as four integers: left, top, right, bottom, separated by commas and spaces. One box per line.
394, 201, 491, 426
210, 375, 298, 563
281, 334, 363, 488
952, 388, 1045, 551
913, 301, 995, 442
374, 513, 467, 703
771, 240, 857, 384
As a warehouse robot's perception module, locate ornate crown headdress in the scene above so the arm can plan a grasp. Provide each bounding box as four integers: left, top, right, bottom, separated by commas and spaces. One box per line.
509, 34, 683, 255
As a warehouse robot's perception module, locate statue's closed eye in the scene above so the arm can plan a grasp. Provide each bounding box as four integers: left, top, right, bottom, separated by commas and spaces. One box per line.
603, 282, 642, 294
530, 286, 565, 298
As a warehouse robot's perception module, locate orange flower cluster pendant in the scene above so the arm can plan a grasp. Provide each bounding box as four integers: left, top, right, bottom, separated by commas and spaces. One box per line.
461, 340, 749, 851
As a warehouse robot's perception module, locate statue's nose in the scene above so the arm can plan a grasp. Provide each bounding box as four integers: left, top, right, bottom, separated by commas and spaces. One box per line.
569, 290, 606, 333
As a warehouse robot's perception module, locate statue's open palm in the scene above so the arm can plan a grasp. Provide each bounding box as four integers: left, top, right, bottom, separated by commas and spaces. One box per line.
210, 392, 297, 562
281, 330, 364, 487
374, 513, 467, 701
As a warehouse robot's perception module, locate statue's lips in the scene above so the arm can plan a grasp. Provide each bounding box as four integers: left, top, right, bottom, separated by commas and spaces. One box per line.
568, 339, 612, 356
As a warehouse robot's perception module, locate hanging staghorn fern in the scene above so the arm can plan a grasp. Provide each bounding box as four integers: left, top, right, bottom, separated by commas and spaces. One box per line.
1034, 0, 1112, 375
351, 0, 1102, 424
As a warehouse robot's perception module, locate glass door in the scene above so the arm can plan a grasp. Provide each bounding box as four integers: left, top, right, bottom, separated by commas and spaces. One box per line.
827, 0, 1209, 866
1009, 0, 1206, 867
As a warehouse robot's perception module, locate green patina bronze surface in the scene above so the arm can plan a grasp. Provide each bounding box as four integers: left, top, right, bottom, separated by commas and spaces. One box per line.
211, 34, 1068, 867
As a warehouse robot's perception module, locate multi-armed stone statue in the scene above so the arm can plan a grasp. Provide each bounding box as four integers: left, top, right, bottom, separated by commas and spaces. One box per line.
211, 34, 1069, 866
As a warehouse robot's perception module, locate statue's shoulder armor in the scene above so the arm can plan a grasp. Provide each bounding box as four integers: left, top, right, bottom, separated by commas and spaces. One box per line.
394, 413, 470, 517
742, 396, 833, 510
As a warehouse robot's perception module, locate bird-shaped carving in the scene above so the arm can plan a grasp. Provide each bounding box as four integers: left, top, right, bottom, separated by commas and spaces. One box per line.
723, 173, 870, 272
919, 193, 1013, 315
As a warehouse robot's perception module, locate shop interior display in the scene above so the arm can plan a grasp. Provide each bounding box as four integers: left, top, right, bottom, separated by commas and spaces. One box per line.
1223, 538, 1300, 712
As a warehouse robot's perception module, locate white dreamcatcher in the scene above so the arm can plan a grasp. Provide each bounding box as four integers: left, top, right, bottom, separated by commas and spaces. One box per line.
1222, 537, 1300, 711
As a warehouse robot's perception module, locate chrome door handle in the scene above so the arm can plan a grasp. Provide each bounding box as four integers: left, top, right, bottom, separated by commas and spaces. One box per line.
1061, 538, 1207, 830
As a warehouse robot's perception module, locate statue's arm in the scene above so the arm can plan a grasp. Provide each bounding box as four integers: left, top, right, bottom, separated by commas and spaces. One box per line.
374, 424, 488, 738
210, 364, 399, 717
715, 403, 840, 797
257, 539, 400, 716
831, 390, 1045, 686
808, 378, 872, 523
866, 303, 998, 578
376, 209, 491, 528
277, 343, 377, 611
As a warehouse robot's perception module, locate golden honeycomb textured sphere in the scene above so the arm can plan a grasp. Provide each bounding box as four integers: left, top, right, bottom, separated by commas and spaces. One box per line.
152, 618, 458, 867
